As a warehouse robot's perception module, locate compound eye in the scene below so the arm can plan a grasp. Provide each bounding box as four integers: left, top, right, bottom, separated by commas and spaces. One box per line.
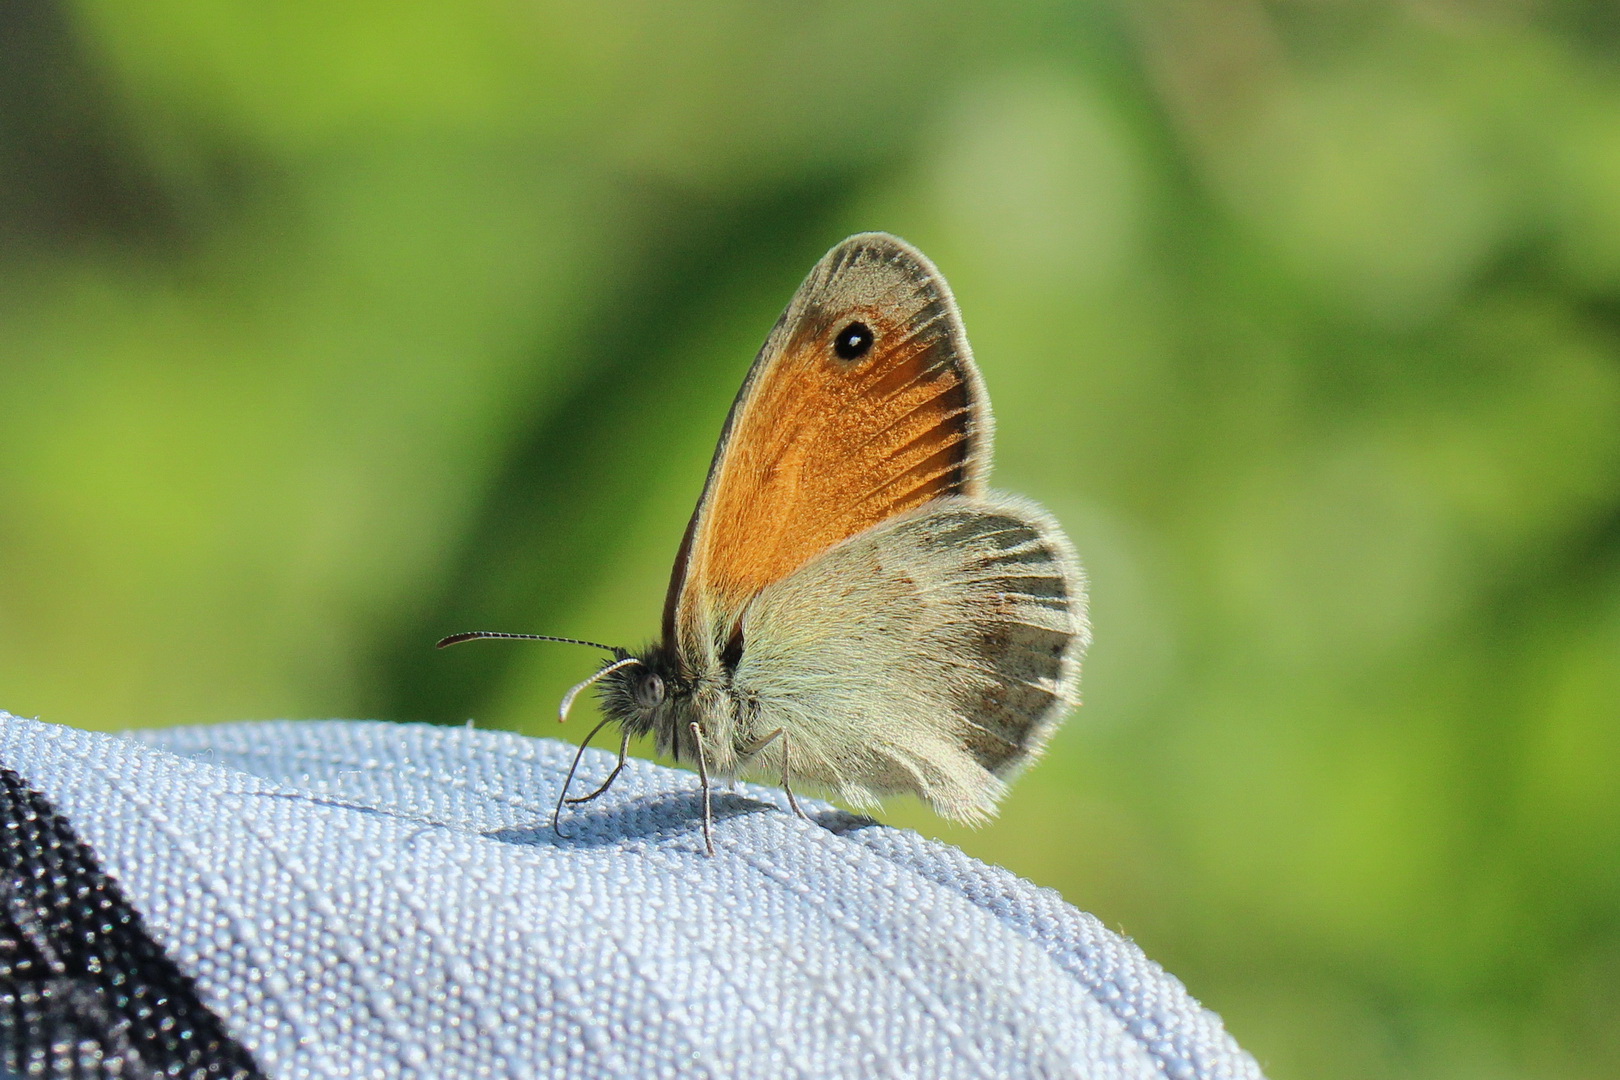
634, 671, 665, 709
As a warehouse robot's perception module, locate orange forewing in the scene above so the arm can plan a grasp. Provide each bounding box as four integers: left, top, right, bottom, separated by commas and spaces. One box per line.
664, 235, 990, 655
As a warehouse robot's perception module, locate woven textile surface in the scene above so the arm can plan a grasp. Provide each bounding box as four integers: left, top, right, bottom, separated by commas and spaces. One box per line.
0, 713, 1265, 1079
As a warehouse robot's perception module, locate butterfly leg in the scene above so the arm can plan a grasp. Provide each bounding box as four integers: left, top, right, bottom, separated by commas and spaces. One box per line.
567, 727, 631, 804
553, 715, 615, 840
739, 727, 811, 822
739, 728, 782, 756
689, 721, 716, 857
778, 730, 810, 822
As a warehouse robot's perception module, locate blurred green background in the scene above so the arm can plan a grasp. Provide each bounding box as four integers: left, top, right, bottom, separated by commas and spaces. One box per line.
3, 1, 1618, 1076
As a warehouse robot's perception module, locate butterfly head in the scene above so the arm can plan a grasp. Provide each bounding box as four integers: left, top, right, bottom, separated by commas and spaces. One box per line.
596, 643, 688, 739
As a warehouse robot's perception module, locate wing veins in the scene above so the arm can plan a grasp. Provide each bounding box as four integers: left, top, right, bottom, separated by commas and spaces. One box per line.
854, 451, 966, 509
855, 339, 954, 403
847, 385, 969, 456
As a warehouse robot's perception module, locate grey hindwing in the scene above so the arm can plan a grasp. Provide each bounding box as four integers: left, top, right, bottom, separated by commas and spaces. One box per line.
733, 494, 1088, 821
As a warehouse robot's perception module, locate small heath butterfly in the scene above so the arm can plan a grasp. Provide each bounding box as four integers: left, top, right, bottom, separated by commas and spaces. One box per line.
440, 233, 1089, 854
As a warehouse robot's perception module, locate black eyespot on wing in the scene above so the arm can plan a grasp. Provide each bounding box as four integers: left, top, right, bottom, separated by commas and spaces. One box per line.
833, 321, 874, 361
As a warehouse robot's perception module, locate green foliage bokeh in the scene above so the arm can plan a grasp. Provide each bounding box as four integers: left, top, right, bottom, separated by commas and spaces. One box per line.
2, 3, 1617, 1077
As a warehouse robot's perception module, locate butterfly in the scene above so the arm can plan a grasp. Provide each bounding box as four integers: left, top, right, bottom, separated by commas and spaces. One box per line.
439, 233, 1089, 854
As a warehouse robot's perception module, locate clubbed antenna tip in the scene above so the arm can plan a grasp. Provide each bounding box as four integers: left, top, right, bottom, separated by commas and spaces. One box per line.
434, 631, 621, 654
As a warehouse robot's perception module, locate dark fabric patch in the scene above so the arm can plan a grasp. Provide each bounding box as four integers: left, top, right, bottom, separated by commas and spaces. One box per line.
0, 765, 265, 1080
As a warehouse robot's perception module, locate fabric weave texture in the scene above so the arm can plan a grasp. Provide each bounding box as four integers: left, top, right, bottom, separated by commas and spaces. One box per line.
0, 713, 1264, 1080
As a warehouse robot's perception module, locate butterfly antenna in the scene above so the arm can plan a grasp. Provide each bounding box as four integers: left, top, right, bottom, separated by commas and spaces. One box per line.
435, 631, 624, 656
559, 656, 642, 725
552, 657, 643, 838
